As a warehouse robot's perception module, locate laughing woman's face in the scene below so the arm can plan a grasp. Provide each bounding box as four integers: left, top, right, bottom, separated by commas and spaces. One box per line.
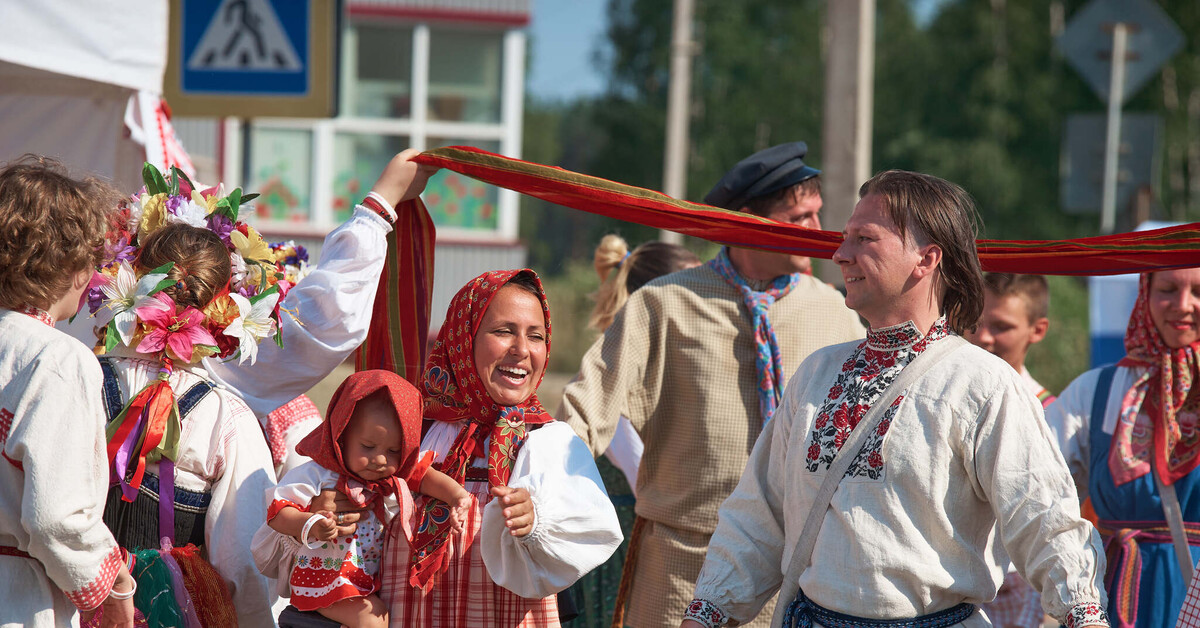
472, 284, 548, 406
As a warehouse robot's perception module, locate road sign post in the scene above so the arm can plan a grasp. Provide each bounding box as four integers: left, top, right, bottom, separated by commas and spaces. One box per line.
164, 0, 339, 118
1058, 0, 1184, 231
1100, 22, 1127, 234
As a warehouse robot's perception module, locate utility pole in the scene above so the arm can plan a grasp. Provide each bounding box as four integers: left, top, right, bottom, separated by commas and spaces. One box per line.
660, 0, 694, 244
820, 0, 875, 283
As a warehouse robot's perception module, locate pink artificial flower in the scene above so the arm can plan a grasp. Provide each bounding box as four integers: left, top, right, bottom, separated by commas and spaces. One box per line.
135, 293, 217, 362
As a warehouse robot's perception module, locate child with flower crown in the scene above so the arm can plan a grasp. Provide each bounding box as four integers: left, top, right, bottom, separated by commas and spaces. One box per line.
265, 370, 472, 628
0, 157, 137, 627
87, 169, 283, 626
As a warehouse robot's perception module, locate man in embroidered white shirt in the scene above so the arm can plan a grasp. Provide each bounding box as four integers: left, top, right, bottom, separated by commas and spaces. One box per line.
681, 170, 1108, 628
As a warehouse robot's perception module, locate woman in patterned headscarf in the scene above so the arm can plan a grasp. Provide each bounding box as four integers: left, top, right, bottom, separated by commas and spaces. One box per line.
1048, 267, 1200, 627
375, 268, 623, 627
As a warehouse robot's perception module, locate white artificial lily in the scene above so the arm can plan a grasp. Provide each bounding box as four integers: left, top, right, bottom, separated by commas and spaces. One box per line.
95, 261, 172, 345
223, 291, 280, 365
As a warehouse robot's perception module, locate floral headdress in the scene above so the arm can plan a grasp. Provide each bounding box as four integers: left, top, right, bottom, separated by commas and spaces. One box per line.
87, 163, 308, 365
89, 163, 310, 503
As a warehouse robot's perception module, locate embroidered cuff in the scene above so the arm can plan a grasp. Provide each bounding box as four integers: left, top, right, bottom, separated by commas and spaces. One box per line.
406, 451, 436, 493
1064, 602, 1109, 628
66, 545, 122, 611
684, 598, 729, 627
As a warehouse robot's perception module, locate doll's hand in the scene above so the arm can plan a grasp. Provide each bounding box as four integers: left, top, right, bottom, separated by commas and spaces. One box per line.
311, 511, 340, 542
490, 486, 534, 537
448, 492, 473, 534
370, 148, 439, 207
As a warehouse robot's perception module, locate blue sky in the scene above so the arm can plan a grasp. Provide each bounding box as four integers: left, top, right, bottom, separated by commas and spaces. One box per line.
526, 0, 609, 101
526, 0, 950, 102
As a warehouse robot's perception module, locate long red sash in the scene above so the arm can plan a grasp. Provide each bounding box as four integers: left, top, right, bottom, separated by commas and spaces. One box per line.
413, 146, 1200, 276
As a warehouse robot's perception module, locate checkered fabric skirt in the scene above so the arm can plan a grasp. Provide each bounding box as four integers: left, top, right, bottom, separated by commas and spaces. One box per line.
379, 479, 560, 627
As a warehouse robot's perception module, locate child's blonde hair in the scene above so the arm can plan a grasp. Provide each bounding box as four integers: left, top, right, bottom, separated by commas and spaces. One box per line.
589, 234, 701, 331
0, 156, 117, 310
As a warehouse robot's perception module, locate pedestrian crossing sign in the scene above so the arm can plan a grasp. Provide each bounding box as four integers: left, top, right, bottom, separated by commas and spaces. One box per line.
165, 0, 338, 117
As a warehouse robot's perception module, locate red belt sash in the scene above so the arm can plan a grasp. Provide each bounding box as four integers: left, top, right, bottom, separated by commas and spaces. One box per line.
0, 545, 31, 559
1096, 519, 1200, 628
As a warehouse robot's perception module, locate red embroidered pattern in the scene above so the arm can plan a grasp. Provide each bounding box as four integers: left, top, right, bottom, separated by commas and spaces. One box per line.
264, 395, 321, 466
1064, 602, 1108, 628
805, 318, 950, 480
16, 305, 54, 327
0, 408, 19, 470
684, 598, 728, 627
65, 545, 122, 611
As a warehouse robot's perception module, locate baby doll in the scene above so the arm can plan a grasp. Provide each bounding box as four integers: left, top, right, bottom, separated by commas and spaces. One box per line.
267, 370, 471, 628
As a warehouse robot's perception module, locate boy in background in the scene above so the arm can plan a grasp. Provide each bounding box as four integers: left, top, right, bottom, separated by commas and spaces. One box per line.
969, 273, 1055, 407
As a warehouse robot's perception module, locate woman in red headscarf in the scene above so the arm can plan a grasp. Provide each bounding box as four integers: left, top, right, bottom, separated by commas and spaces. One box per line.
1047, 268, 1200, 627
373, 268, 623, 627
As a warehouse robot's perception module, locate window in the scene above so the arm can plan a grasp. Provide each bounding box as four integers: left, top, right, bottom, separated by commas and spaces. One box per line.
424, 138, 501, 230
428, 28, 503, 123
248, 127, 313, 222
346, 24, 414, 119
333, 133, 411, 222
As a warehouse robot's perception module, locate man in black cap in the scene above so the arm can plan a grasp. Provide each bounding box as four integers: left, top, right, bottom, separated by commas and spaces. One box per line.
559, 142, 865, 628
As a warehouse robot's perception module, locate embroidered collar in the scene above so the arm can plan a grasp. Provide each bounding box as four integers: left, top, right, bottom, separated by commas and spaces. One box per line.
866, 316, 949, 351
16, 305, 55, 327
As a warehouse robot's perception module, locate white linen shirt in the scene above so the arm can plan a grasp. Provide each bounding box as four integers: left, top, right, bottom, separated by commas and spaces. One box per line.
691, 324, 1107, 626
422, 420, 624, 598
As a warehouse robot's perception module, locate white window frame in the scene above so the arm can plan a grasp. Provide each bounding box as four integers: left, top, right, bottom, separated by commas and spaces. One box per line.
241, 20, 525, 242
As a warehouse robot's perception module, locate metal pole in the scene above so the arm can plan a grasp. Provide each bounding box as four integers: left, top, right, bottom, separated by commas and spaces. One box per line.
660, 0, 694, 244
1100, 22, 1127, 234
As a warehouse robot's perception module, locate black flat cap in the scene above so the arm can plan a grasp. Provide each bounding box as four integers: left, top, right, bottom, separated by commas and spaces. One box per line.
703, 142, 820, 210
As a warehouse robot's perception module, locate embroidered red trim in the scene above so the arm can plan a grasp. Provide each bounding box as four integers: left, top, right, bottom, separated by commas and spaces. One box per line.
65, 545, 122, 611
16, 305, 54, 327
0, 408, 19, 470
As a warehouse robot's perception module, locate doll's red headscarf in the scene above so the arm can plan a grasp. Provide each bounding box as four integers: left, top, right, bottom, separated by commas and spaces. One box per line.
296, 370, 424, 511
1109, 273, 1200, 486
408, 268, 554, 591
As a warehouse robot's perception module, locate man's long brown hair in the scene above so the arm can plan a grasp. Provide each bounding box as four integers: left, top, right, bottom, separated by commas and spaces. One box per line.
858, 170, 985, 334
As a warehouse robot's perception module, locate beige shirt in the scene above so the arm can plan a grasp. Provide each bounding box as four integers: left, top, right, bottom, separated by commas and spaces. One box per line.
692, 327, 1107, 626
559, 264, 865, 533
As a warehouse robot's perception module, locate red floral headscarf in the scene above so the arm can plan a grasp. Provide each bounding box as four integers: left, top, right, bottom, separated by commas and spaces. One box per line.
408, 268, 553, 591
1109, 273, 1200, 486
296, 370, 424, 514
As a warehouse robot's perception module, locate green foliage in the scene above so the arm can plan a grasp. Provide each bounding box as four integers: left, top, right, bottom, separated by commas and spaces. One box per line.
538, 260, 604, 373
1026, 274, 1090, 395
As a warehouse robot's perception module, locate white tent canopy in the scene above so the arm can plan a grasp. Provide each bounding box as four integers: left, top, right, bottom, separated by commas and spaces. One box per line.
0, 0, 170, 190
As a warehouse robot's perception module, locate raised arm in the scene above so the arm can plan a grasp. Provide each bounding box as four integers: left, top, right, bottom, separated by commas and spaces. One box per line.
205, 150, 439, 417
